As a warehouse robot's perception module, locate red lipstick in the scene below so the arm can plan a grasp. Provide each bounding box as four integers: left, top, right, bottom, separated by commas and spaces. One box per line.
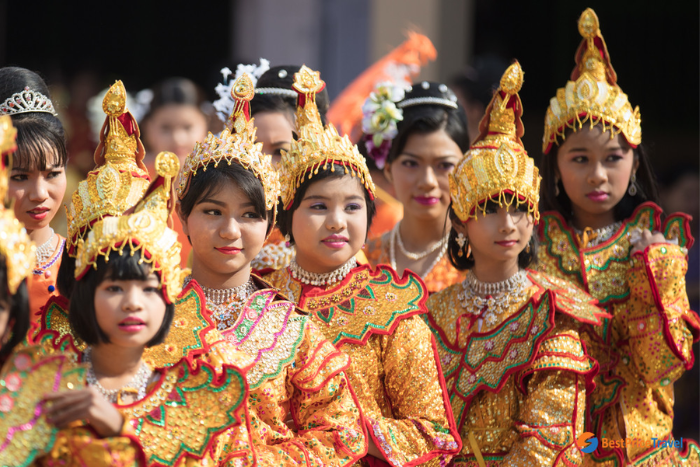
586, 191, 609, 202
322, 234, 349, 249
216, 246, 242, 255
495, 240, 518, 247
118, 317, 146, 333
27, 206, 50, 220
413, 195, 440, 206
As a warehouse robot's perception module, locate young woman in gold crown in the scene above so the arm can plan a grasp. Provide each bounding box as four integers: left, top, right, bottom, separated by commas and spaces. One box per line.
175, 72, 366, 467
361, 79, 469, 293
263, 66, 460, 467
0, 68, 69, 333
425, 61, 608, 466
0, 116, 144, 467
537, 9, 700, 466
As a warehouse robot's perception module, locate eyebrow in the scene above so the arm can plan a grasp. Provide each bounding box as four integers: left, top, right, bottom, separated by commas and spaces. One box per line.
11, 163, 62, 172
303, 194, 364, 202
401, 151, 459, 160
271, 141, 291, 146
198, 197, 255, 208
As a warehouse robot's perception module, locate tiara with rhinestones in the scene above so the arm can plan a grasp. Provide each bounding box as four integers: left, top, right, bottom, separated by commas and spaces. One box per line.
280, 66, 375, 209
450, 61, 540, 222
0, 87, 58, 116
179, 73, 280, 212
543, 8, 641, 154
398, 96, 458, 109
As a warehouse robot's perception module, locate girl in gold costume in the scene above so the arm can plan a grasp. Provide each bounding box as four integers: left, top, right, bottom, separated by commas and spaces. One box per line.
264, 65, 460, 466
538, 8, 700, 466
175, 72, 367, 467
426, 61, 608, 466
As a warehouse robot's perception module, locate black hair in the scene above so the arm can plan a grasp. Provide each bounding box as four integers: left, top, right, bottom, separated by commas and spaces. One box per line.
447, 199, 537, 271
250, 65, 330, 125
277, 163, 376, 245
0, 257, 29, 359
540, 130, 660, 223
68, 249, 174, 347
178, 161, 274, 233
363, 82, 469, 171
450, 54, 509, 108
143, 77, 209, 120
0, 67, 67, 170
56, 247, 76, 298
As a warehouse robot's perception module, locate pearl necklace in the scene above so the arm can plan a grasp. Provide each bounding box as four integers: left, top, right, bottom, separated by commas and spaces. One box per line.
393, 222, 447, 260
288, 257, 357, 286
573, 221, 622, 248
35, 228, 55, 266
457, 270, 528, 326
84, 347, 152, 403
389, 223, 448, 279
196, 277, 256, 330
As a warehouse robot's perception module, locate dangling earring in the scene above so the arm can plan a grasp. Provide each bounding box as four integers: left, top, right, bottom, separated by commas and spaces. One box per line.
456, 232, 467, 257
554, 177, 560, 196
284, 234, 291, 248
467, 243, 472, 258
628, 172, 638, 196
526, 241, 531, 254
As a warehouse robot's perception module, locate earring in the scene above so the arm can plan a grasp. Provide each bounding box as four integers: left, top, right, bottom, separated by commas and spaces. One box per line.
628, 172, 638, 196
284, 234, 291, 248
456, 233, 468, 257
526, 242, 531, 254
467, 243, 472, 258
554, 177, 560, 196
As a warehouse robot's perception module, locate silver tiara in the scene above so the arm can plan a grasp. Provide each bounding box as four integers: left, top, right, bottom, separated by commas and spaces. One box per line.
398, 96, 458, 109
256, 87, 297, 98
0, 87, 57, 116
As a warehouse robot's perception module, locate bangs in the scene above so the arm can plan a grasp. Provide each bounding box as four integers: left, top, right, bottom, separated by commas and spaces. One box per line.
102, 249, 153, 282
13, 118, 67, 171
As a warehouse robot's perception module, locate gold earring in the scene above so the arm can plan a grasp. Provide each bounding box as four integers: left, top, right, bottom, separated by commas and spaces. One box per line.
467, 244, 472, 258
526, 242, 531, 253
628, 172, 638, 196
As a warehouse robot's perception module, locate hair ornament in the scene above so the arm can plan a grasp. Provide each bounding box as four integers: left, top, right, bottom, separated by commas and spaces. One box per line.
450, 61, 540, 222
0, 87, 57, 117
279, 66, 375, 209
543, 8, 641, 154
361, 81, 407, 168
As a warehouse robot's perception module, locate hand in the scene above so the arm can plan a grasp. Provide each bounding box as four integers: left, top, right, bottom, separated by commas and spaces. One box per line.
43, 387, 124, 437
630, 230, 669, 255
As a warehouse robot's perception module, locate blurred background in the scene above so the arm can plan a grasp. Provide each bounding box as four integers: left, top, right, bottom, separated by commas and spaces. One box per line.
1, 0, 697, 440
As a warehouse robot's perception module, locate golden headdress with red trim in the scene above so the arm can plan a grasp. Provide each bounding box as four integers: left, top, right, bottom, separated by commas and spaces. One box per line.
449, 61, 540, 222
177, 73, 279, 214
280, 66, 376, 209
543, 8, 641, 154
66, 81, 151, 256
75, 152, 184, 303
0, 115, 35, 293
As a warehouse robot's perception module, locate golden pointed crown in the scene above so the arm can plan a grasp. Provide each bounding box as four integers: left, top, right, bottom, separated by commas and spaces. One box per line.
543, 8, 641, 154
178, 72, 280, 213
75, 152, 185, 303
279, 66, 376, 209
66, 81, 151, 256
450, 61, 540, 222
0, 116, 35, 293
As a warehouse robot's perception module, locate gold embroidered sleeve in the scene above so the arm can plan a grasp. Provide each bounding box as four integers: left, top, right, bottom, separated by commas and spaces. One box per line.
503, 371, 586, 466
37, 426, 144, 467
252, 321, 366, 467
626, 244, 699, 387
362, 316, 460, 466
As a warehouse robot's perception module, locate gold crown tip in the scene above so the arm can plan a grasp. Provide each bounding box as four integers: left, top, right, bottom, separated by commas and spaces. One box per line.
500, 62, 524, 95
231, 73, 255, 102
578, 8, 600, 39
155, 151, 180, 178
103, 80, 127, 116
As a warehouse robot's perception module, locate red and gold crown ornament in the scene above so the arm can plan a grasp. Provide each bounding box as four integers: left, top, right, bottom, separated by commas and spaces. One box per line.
65, 81, 151, 256
178, 73, 280, 215
75, 152, 185, 303
450, 61, 540, 223
279, 65, 376, 209
0, 115, 35, 293
543, 8, 641, 154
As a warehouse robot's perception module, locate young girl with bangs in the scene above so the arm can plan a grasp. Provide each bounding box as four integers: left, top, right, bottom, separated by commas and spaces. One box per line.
537, 9, 700, 465
362, 80, 469, 293
263, 66, 460, 467
0, 67, 68, 328
177, 72, 366, 467
425, 61, 606, 466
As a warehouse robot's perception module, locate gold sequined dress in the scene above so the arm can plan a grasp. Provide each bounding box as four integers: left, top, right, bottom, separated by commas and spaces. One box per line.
364, 233, 464, 293
537, 203, 700, 466
1, 343, 255, 467
426, 269, 608, 466
264, 264, 461, 466
196, 274, 367, 467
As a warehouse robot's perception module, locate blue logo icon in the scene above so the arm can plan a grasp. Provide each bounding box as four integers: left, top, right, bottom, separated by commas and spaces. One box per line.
576, 433, 598, 453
